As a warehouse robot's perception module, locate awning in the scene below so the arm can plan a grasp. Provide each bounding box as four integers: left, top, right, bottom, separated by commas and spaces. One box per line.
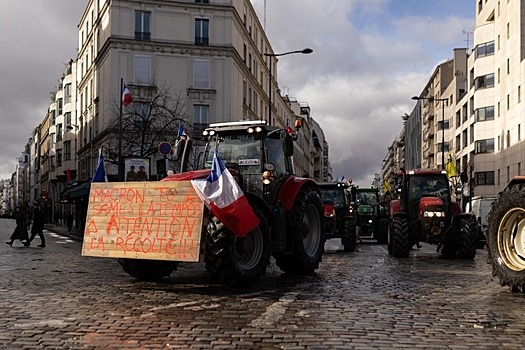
60, 181, 91, 202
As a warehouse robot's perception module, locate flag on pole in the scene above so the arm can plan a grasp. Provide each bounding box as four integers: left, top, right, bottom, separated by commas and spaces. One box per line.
383, 178, 390, 193
446, 153, 457, 178
191, 148, 260, 237
177, 124, 188, 140
122, 83, 133, 107
66, 168, 72, 183
92, 149, 108, 182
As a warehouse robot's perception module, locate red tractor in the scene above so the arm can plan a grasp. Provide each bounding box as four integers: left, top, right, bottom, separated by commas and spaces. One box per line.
388, 168, 478, 259
485, 176, 525, 292
116, 120, 325, 285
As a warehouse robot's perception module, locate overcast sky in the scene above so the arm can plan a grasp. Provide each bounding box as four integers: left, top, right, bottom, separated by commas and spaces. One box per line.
0, 0, 474, 186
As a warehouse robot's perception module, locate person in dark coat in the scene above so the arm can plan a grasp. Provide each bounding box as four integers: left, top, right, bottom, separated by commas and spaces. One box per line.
6, 205, 29, 247
28, 202, 46, 248
66, 212, 74, 233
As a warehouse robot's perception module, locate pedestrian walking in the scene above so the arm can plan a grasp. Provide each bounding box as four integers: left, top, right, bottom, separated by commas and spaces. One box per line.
5, 205, 30, 247
28, 202, 46, 248
66, 212, 74, 233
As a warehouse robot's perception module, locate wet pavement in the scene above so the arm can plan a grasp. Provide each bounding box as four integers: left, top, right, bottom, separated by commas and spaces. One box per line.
1, 218, 524, 349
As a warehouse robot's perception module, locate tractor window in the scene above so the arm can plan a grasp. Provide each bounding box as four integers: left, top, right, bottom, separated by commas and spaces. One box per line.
409, 175, 449, 200
357, 192, 378, 205
320, 188, 345, 207
264, 137, 287, 177
204, 135, 261, 171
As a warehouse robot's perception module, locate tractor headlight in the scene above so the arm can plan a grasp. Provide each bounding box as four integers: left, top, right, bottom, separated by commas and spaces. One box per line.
262, 171, 272, 185
423, 211, 445, 218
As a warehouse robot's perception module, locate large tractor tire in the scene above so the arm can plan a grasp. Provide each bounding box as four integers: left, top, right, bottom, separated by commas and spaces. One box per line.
390, 216, 410, 258
342, 220, 357, 252
456, 216, 478, 259
375, 218, 389, 244
204, 207, 271, 286
442, 216, 478, 259
486, 185, 525, 293
118, 259, 179, 281
275, 186, 324, 274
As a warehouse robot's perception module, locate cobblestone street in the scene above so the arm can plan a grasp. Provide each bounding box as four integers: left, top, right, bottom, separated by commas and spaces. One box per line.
1, 218, 524, 349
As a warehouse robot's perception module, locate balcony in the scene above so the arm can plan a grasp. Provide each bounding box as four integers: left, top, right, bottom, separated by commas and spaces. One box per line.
134, 31, 151, 41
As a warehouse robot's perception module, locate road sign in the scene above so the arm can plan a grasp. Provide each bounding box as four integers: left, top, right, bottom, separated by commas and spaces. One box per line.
158, 141, 172, 155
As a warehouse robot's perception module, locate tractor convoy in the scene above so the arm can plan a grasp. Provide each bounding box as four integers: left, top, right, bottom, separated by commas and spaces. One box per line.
81, 120, 522, 292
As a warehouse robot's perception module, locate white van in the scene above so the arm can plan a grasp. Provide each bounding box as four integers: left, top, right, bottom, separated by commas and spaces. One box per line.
465, 196, 496, 246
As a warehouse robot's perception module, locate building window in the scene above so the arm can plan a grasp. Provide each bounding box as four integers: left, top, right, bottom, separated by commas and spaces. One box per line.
193, 59, 210, 89
50, 110, 56, 125
475, 171, 495, 185
475, 138, 495, 153
56, 123, 63, 142
193, 105, 209, 131
133, 102, 151, 123
475, 41, 494, 59
64, 83, 72, 104
195, 18, 209, 45
64, 112, 72, 126
474, 73, 495, 90
56, 149, 63, 167
135, 11, 151, 40
474, 106, 495, 121
437, 142, 450, 153
195, 0, 209, 3
134, 55, 151, 85
64, 140, 72, 161
437, 119, 449, 130
57, 98, 63, 115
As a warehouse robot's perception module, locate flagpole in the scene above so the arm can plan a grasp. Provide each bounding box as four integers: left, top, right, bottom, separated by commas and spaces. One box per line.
118, 78, 123, 181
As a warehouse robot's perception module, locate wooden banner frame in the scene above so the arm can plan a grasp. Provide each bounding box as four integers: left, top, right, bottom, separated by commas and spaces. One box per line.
81, 181, 204, 262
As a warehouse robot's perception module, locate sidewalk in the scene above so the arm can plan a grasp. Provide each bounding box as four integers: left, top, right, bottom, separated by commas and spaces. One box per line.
44, 224, 84, 242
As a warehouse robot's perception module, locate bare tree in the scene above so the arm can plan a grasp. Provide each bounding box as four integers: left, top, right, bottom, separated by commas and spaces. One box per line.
105, 85, 190, 170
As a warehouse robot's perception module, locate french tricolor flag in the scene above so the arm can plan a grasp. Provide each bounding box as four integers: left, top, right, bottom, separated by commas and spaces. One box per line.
191, 148, 260, 237
122, 83, 133, 107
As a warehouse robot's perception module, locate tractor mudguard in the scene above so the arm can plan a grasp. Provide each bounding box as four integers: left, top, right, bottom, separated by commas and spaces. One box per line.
278, 177, 320, 212
390, 199, 401, 219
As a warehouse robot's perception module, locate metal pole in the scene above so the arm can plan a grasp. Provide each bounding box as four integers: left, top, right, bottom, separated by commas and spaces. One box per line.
268, 58, 272, 126
441, 101, 445, 169
118, 78, 123, 181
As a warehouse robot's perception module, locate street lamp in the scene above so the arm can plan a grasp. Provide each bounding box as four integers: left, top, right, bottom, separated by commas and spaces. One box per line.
263, 48, 313, 126
412, 96, 448, 169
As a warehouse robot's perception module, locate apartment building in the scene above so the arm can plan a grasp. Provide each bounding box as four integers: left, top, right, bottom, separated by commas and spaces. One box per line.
7, 0, 327, 220
381, 0, 525, 201
72, 0, 316, 181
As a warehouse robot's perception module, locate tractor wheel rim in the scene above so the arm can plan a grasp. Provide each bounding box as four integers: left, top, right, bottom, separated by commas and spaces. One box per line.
234, 228, 264, 270
498, 207, 525, 271
302, 204, 321, 257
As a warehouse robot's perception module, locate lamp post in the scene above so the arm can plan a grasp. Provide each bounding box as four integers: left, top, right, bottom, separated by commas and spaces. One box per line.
412, 96, 447, 169
263, 48, 313, 126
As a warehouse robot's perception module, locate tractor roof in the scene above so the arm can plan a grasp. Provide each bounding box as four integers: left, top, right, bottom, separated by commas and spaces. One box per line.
205, 120, 280, 133
399, 169, 447, 176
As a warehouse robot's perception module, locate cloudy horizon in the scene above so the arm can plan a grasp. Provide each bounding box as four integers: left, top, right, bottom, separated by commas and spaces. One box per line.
0, 0, 474, 186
